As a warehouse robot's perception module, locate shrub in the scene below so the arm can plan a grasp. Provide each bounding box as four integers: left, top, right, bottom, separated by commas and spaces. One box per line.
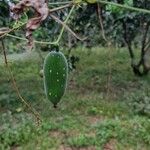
127, 91, 150, 117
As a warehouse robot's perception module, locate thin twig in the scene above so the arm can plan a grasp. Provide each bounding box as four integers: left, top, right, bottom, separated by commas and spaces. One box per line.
53, 5, 76, 44
7, 34, 28, 41
145, 40, 150, 52
0, 28, 10, 36
97, 3, 107, 41
49, 3, 73, 13
49, 1, 72, 5
106, 42, 112, 98
50, 14, 87, 41
0, 22, 26, 39
97, 0, 150, 14
1, 39, 42, 125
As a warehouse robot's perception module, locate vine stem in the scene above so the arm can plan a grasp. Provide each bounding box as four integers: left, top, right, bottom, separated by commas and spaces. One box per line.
97, 3, 107, 41
1, 39, 42, 125
97, 0, 150, 14
6, 33, 58, 45
50, 10, 86, 43
0, 22, 27, 39
49, 3, 73, 13
48, 1, 72, 5
54, 5, 75, 45
5, 5, 76, 46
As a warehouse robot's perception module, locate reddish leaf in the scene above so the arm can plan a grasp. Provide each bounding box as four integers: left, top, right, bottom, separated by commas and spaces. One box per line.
10, 0, 49, 48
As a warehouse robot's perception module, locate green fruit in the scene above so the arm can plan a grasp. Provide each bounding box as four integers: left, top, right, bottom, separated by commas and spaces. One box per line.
43, 51, 68, 107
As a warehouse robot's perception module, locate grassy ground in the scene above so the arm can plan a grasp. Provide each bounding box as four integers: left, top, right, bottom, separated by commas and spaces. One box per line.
0, 47, 150, 150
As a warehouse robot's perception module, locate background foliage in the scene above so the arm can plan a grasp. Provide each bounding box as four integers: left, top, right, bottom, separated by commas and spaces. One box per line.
0, 0, 150, 149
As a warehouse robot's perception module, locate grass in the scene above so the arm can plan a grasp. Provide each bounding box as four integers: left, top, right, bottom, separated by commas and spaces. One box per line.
0, 47, 150, 150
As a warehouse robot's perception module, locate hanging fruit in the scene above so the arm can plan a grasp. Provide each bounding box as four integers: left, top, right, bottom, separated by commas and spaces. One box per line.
43, 47, 68, 108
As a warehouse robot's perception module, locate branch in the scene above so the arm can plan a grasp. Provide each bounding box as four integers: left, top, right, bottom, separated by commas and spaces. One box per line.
145, 39, 150, 52
141, 22, 150, 58
97, 3, 107, 41
0, 22, 26, 39
97, 0, 150, 14
50, 14, 87, 41
49, 1, 72, 5
122, 21, 134, 59
1, 39, 42, 125
4, 5, 81, 45
49, 3, 73, 13
0, 28, 10, 37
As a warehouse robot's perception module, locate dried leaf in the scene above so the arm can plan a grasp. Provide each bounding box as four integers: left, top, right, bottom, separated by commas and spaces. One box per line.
10, 0, 49, 48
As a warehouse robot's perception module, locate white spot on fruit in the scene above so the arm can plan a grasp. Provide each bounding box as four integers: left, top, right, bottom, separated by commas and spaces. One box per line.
49, 92, 52, 96
57, 72, 59, 75
57, 79, 59, 82
50, 70, 52, 73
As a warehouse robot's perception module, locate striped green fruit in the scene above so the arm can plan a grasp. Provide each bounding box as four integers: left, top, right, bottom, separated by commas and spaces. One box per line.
43, 51, 68, 107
